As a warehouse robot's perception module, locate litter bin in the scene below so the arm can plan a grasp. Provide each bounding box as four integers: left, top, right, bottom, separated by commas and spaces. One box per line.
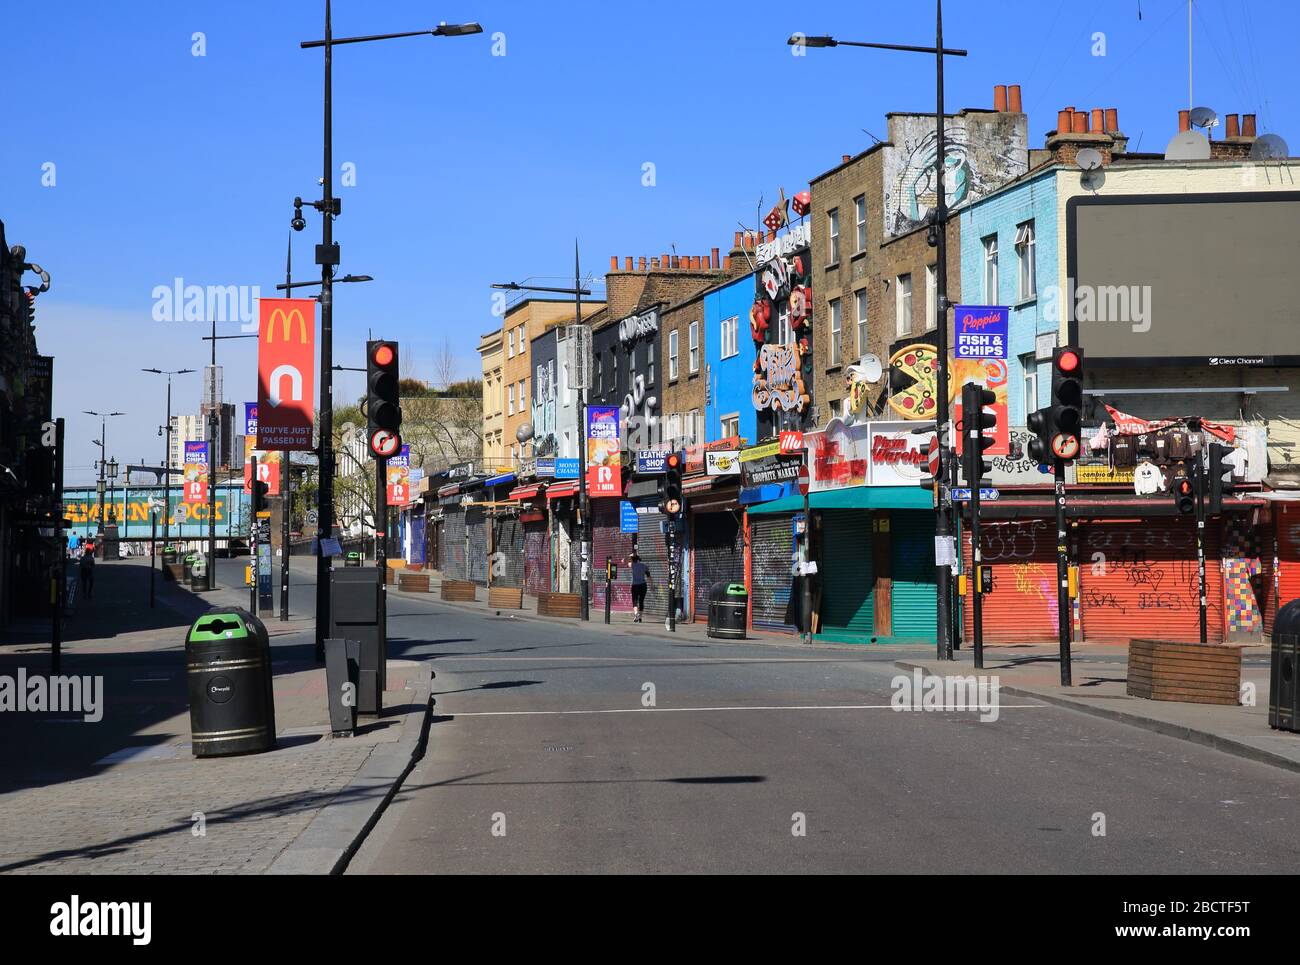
1270, 598, 1300, 732
182, 552, 196, 581
186, 607, 276, 757
707, 581, 748, 640
345, 551, 362, 567
162, 545, 179, 567
190, 554, 208, 591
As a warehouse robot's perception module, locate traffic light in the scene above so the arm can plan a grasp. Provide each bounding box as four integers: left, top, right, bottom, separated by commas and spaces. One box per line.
251, 478, 269, 514
1207, 442, 1236, 515
1171, 464, 1196, 514
366, 340, 402, 458
961, 382, 997, 486
659, 450, 683, 518
1028, 347, 1085, 465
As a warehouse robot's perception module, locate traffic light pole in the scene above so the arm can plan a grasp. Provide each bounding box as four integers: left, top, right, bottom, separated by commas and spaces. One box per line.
250, 455, 259, 614
1195, 453, 1208, 644
801, 487, 812, 644
970, 452, 984, 671
1055, 462, 1072, 686
667, 524, 676, 633
376, 454, 387, 653
52, 417, 64, 674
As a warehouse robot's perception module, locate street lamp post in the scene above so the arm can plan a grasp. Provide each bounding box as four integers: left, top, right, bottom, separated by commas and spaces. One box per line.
84, 410, 124, 553
790, 0, 967, 661
142, 369, 195, 569
300, 2, 482, 660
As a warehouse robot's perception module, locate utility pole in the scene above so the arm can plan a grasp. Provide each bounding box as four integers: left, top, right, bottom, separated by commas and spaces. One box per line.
575, 241, 591, 621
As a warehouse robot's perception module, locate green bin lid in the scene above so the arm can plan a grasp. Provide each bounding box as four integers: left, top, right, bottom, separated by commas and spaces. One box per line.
346, 551, 361, 558
187, 612, 250, 642
725, 583, 747, 595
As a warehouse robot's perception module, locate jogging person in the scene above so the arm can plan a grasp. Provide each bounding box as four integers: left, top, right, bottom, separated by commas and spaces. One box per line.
627, 552, 651, 623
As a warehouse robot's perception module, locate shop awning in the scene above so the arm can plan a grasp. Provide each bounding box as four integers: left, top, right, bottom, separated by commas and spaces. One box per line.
740, 483, 792, 505
546, 481, 579, 500
746, 486, 933, 514
508, 483, 543, 501
437, 483, 461, 498
485, 472, 516, 488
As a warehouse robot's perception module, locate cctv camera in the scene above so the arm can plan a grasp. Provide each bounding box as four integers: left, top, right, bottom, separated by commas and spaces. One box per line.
291, 215, 306, 232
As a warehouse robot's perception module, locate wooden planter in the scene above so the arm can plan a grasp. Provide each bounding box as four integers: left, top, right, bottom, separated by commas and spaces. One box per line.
488, 586, 524, 610
441, 580, 477, 602
1127, 639, 1241, 706
398, 572, 430, 593
164, 563, 184, 583
537, 591, 582, 619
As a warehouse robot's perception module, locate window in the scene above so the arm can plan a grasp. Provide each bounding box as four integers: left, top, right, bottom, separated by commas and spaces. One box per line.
829, 298, 842, 366
667, 413, 681, 445
688, 321, 700, 374
982, 234, 999, 305
925, 264, 937, 331
855, 290, 868, 355
777, 302, 792, 345
507, 382, 514, 416
896, 274, 913, 337
828, 208, 840, 264
668, 330, 679, 380
720, 412, 739, 440
854, 195, 867, 253
1021, 354, 1038, 418
518, 381, 525, 412
720, 315, 739, 359
1015, 220, 1036, 300
506, 330, 514, 359
594, 354, 602, 392
547, 360, 555, 400
688, 409, 702, 445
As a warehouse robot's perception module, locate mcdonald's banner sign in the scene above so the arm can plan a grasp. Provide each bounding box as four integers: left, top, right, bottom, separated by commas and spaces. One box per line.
257, 297, 317, 451
242, 436, 282, 495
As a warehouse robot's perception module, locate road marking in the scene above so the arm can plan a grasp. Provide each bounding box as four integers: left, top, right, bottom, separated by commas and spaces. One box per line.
435, 656, 886, 663
444, 703, 1048, 717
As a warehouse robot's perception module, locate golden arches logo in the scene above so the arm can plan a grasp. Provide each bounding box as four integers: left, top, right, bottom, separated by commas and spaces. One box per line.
266, 308, 309, 344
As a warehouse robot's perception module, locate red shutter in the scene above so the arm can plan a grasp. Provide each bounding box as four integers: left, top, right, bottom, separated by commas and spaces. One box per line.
961, 520, 1059, 644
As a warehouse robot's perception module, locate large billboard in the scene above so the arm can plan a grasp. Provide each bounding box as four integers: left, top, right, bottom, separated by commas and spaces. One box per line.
62, 485, 252, 540
256, 297, 317, 449
1067, 192, 1300, 366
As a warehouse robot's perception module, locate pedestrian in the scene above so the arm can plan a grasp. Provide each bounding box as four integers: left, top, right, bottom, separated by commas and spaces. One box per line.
627, 552, 651, 623
79, 547, 95, 600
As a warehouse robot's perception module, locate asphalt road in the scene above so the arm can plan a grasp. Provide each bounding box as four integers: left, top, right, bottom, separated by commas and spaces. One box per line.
350, 594, 1300, 875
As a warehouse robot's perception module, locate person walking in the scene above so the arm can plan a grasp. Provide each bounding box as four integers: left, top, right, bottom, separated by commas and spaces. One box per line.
627, 552, 651, 623
79, 546, 96, 600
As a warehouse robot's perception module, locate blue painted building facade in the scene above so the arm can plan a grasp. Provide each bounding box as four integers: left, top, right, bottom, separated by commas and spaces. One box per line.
703, 271, 758, 444
958, 168, 1059, 427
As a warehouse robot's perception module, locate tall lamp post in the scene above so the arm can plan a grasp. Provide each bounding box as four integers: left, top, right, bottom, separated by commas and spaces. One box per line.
84, 410, 124, 551
493, 243, 596, 619
300, 4, 483, 660
142, 369, 195, 565
790, 0, 967, 660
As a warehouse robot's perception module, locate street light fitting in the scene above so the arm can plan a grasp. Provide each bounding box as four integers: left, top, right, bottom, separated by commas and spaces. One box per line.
433, 21, 483, 37
790, 34, 837, 47
275, 273, 372, 292
141, 367, 197, 376
301, 22, 483, 49
492, 281, 593, 296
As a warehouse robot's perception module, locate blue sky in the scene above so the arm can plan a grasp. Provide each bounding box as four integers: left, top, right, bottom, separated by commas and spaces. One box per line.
1, 0, 1292, 484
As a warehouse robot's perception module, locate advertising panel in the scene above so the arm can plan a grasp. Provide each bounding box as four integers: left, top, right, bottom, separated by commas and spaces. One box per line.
256, 297, 317, 450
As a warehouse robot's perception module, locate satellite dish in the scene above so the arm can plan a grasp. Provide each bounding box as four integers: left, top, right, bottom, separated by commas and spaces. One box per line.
859, 354, 883, 384
1250, 133, 1289, 160
1189, 106, 1219, 129
515, 422, 534, 443
1076, 147, 1103, 171
1164, 130, 1211, 160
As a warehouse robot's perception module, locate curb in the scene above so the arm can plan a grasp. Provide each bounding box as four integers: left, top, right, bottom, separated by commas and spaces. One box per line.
265, 665, 436, 875
894, 659, 1300, 777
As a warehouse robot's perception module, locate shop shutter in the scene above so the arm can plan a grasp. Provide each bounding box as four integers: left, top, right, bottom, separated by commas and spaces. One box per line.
819, 509, 874, 635
524, 520, 550, 596
1274, 504, 1300, 633
569, 521, 583, 594
492, 516, 525, 587
890, 510, 936, 640
592, 503, 635, 612
961, 519, 1058, 643
466, 506, 488, 585
1078, 518, 1223, 644
750, 514, 795, 630
692, 511, 744, 621
636, 509, 673, 621
441, 506, 466, 582
427, 518, 440, 571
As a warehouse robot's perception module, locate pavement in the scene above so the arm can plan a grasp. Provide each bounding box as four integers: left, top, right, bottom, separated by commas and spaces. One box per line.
0, 556, 432, 875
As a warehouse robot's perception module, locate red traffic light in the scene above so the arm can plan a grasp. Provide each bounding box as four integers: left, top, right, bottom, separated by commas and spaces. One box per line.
1056, 349, 1080, 373
1177, 479, 1193, 495
372, 343, 395, 368
665, 451, 682, 471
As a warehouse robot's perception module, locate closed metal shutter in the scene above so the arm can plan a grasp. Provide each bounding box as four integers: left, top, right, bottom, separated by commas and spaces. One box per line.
750, 514, 795, 630
961, 519, 1058, 643
890, 510, 936, 640
569, 520, 583, 594
466, 506, 488, 585
692, 511, 744, 621
441, 505, 466, 581
636, 509, 673, 621
492, 516, 525, 587
1273, 504, 1300, 634
524, 520, 549, 596
819, 509, 874, 636
592, 503, 635, 612
1079, 518, 1223, 643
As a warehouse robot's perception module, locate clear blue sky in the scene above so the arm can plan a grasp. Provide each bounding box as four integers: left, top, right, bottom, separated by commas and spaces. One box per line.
1, 0, 1291, 484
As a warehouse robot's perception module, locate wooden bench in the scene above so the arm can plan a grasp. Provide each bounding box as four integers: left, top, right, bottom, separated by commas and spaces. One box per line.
537, 591, 582, 618
1127, 639, 1241, 705
398, 572, 430, 593
441, 580, 477, 602
488, 585, 524, 609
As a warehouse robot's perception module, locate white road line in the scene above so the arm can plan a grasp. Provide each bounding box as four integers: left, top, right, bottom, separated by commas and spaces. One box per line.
443, 703, 1048, 717
435, 656, 885, 663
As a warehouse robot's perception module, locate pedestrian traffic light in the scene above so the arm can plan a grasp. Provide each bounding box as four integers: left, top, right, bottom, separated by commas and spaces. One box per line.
659, 450, 683, 518
1171, 464, 1196, 514
366, 340, 402, 458
1207, 442, 1236, 515
961, 381, 997, 485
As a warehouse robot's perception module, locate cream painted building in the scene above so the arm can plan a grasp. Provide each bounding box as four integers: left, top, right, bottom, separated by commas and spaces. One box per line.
478, 328, 506, 475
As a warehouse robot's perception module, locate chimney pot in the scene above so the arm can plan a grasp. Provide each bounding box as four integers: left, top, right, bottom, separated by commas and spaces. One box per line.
733, 231, 741, 247
671, 255, 680, 268
994, 84, 1008, 112
1225, 113, 1240, 138
1178, 109, 1190, 132
711, 247, 720, 269
1057, 109, 1072, 135
650, 257, 659, 270
1090, 108, 1103, 132
609, 255, 618, 271
638, 257, 647, 271
723, 255, 731, 271
1072, 111, 1088, 134
1008, 84, 1022, 112
1242, 113, 1257, 137
624, 256, 633, 271
1104, 108, 1118, 133
841, 154, 851, 163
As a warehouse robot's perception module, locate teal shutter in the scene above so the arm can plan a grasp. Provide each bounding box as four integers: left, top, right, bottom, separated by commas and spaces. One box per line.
819, 509, 874, 634
890, 510, 937, 640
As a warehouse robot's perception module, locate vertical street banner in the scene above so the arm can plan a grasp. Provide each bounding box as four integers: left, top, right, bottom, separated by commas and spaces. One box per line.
256, 298, 317, 451
242, 436, 281, 495
953, 305, 1009, 360
951, 356, 1011, 458
244, 402, 258, 436
387, 445, 411, 506
183, 441, 209, 504
585, 405, 621, 497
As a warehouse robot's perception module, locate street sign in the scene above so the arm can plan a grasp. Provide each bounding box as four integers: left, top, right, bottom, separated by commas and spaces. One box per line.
797, 465, 809, 497
951, 487, 1001, 501
636, 449, 669, 474
619, 500, 638, 533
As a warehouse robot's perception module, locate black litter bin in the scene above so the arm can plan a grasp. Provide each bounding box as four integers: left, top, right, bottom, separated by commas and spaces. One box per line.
162, 545, 179, 566
707, 581, 748, 639
182, 552, 196, 581
344, 551, 362, 567
189, 554, 208, 591
186, 607, 276, 756
1270, 598, 1300, 732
